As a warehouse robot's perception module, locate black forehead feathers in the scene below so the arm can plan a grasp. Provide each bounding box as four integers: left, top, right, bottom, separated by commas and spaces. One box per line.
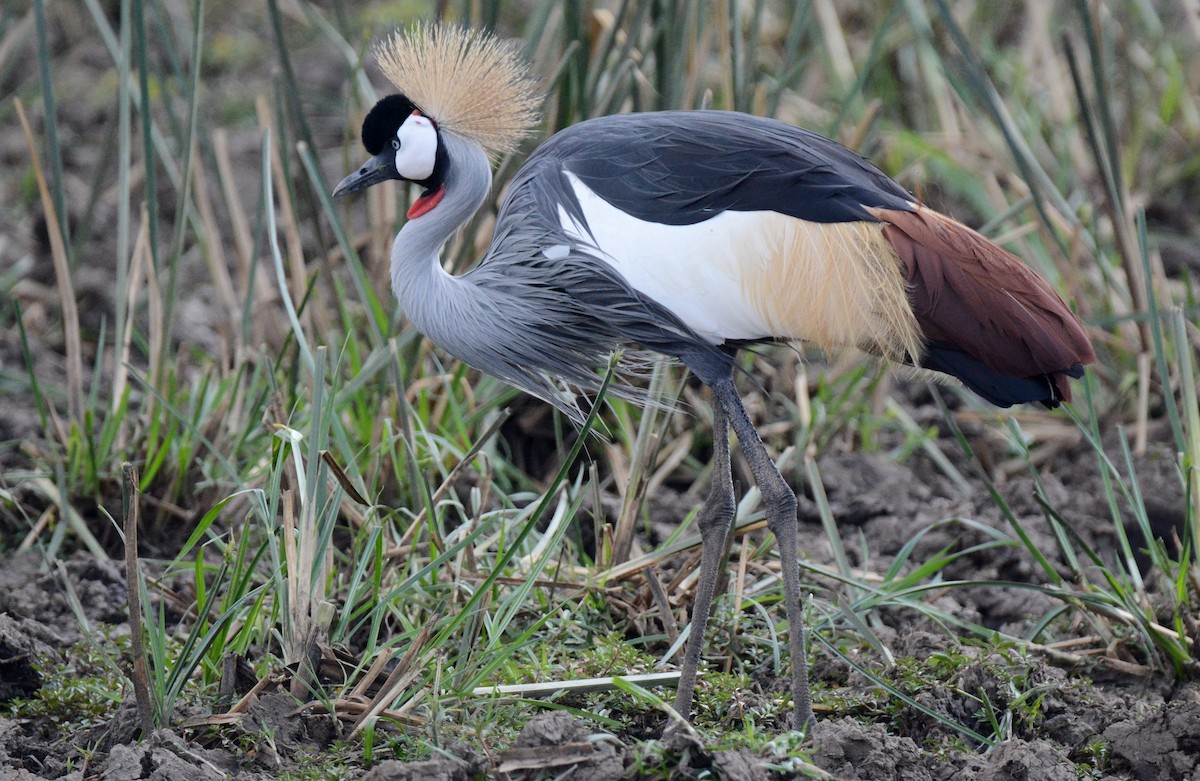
362, 94, 423, 155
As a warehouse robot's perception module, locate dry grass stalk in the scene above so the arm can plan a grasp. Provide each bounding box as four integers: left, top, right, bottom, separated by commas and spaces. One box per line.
121, 462, 155, 734
15, 98, 83, 424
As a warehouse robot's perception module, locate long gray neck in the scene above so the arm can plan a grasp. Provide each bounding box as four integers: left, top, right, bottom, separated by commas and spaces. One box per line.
390, 132, 492, 332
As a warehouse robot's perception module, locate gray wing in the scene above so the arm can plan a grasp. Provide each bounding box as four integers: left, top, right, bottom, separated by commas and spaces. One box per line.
532, 110, 917, 227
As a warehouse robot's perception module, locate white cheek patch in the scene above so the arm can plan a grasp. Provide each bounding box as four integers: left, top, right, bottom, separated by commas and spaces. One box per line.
394, 113, 437, 180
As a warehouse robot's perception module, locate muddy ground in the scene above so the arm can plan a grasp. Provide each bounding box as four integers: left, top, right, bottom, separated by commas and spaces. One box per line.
1, 416, 1196, 780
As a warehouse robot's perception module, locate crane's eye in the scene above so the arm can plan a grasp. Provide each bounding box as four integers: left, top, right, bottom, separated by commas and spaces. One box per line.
391, 138, 400, 151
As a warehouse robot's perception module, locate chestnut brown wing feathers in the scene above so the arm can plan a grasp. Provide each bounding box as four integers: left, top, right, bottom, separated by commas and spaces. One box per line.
870, 206, 1095, 404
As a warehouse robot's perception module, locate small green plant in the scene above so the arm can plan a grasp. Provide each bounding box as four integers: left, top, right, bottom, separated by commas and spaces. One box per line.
1075, 736, 1113, 779
3, 633, 128, 734
276, 747, 361, 781
873, 642, 1056, 747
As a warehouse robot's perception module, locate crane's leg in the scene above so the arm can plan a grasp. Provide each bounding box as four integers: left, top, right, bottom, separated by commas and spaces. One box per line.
671, 397, 735, 724
711, 377, 814, 733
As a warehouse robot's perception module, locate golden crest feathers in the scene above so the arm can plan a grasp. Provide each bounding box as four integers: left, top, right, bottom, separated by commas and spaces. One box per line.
375, 23, 541, 156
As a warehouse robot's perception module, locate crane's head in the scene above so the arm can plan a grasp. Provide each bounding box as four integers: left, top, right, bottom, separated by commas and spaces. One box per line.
332, 93, 447, 202
332, 23, 539, 209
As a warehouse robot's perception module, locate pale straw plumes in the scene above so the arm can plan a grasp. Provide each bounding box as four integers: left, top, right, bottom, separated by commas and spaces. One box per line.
375, 23, 541, 156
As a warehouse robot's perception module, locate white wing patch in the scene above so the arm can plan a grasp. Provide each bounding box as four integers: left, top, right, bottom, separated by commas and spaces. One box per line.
558, 173, 920, 360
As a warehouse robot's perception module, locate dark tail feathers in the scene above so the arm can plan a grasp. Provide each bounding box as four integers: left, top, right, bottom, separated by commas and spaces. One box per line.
921, 342, 1084, 409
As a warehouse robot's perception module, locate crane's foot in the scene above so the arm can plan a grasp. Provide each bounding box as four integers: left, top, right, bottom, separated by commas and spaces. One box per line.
660, 713, 704, 751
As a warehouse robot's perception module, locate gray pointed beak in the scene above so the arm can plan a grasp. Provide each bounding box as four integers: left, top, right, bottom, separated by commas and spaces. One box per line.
333, 152, 399, 197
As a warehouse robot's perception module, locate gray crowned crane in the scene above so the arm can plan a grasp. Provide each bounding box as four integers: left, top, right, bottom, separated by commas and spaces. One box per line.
333, 23, 1095, 733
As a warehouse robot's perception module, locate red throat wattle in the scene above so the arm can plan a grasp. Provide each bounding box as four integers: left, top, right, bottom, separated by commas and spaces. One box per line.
407, 187, 445, 219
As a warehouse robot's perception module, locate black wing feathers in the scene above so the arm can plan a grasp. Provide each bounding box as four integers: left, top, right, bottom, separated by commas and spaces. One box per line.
531, 111, 915, 226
